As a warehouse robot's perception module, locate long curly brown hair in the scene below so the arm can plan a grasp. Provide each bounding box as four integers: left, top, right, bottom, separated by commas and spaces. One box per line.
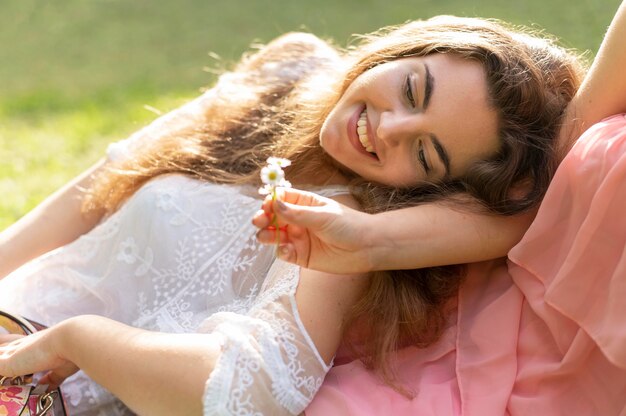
83, 16, 585, 387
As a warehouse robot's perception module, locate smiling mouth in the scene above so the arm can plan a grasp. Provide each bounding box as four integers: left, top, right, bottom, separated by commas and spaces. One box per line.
357, 109, 377, 157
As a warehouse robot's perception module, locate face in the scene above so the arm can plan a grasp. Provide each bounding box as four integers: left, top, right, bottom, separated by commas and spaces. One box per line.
320, 53, 500, 187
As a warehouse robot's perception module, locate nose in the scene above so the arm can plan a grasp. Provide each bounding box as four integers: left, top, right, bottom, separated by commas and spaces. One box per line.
376, 111, 418, 147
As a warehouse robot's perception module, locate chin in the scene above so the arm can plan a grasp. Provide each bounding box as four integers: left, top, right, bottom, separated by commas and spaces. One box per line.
319, 117, 331, 146
318, 130, 337, 155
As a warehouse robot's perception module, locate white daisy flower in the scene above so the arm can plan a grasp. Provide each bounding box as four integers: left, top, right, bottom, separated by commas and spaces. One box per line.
266, 157, 291, 168
258, 184, 274, 195
258, 157, 291, 247
261, 164, 285, 186
259, 158, 291, 195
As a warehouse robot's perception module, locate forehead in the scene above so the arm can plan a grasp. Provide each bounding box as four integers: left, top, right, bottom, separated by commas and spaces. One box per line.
421, 53, 490, 99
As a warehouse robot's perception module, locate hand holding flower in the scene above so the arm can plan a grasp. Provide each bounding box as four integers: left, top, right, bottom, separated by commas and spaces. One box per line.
259, 157, 292, 247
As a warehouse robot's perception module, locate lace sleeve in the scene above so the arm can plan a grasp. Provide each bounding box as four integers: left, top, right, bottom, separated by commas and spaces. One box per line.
201, 261, 331, 416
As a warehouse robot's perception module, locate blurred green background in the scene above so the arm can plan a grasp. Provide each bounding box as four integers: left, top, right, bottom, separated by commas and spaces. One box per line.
0, 0, 620, 229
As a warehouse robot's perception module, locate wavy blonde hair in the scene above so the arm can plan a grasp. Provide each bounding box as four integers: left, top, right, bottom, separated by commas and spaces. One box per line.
83, 17, 585, 388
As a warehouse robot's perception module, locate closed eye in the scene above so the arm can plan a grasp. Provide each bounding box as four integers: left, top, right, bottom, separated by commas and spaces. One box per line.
405, 74, 416, 108
418, 141, 430, 173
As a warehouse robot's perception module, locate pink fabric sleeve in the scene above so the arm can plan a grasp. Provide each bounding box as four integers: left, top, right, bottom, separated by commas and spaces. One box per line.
508, 114, 626, 369
505, 114, 626, 414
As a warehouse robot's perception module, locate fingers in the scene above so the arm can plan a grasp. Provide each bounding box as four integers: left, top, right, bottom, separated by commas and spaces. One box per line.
256, 225, 311, 268
261, 197, 274, 216
275, 187, 330, 207
252, 209, 272, 229
0, 331, 67, 380
252, 208, 292, 230
0, 335, 27, 377
256, 228, 289, 245
276, 243, 297, 265
272, 199, 333, 229
39, 372, 63, 390
255, 188, 338, 231
255, 202, 306, 229
259, 187, 329, 217
276, 242, 312, 269
39, 364, 79, 390
0, 334, 24, 345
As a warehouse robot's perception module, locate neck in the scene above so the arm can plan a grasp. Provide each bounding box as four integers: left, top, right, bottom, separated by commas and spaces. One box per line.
287, 147, 352, 186
290, 166, 350, 187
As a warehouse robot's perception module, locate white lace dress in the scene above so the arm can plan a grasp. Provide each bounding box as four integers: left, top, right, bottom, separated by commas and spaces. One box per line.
0, 148, 343, 415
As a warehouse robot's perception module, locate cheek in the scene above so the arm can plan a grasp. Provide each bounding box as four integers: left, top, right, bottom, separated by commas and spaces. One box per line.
319, 116, 330, 147
319, 110, 339, 149
392, 156, 423, 186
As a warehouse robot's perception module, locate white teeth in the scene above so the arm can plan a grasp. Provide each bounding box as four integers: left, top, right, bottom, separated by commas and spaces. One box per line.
357, 109, 375, 154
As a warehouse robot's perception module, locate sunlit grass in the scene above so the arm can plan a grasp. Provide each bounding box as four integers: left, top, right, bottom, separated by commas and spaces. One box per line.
0, 89, 193, 229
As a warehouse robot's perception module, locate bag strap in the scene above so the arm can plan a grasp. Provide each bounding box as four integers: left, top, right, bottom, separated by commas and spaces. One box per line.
0, 309, 38, 335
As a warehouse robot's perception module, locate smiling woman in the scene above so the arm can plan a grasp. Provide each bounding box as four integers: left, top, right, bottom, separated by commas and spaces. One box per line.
0, 15, 585, 416
252, 3, 626, 415
333, 17, 583, 218
320, 53, 499, 186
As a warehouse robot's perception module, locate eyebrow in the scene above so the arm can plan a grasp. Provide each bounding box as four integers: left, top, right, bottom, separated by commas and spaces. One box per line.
423, 63, 434, 110
429, 133, 451, 177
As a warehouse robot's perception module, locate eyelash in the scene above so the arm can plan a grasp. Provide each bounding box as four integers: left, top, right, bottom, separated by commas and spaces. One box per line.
418, 141, 430, 173
405, 74, 416, 108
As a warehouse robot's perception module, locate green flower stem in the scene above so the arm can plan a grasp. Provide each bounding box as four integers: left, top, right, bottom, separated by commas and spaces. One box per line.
272, 189, 280, 249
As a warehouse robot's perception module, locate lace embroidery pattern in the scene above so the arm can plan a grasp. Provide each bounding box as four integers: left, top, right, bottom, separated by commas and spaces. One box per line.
0, 36, 349, 413
203, 262, 330, 416
0, 177, 278, 415
101, 177, 276, 332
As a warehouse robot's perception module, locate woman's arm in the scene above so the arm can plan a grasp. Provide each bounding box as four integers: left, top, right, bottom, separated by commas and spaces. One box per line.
562, 0, 626, 147
0, 160, 107, 278
366, 203, 533, 271
0, 267, 367, 415
0, 316, 220, 415
254, 188, 532, 273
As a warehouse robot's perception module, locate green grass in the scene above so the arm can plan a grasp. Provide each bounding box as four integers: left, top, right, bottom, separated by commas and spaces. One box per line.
0, 0, 621, 229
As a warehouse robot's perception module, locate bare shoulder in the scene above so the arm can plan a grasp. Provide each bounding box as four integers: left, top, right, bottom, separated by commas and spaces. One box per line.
328, 192, 361, 210
298, 267, 368, 311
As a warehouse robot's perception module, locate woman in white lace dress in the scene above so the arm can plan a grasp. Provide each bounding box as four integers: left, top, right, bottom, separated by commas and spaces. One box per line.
0, 17, 582, 415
